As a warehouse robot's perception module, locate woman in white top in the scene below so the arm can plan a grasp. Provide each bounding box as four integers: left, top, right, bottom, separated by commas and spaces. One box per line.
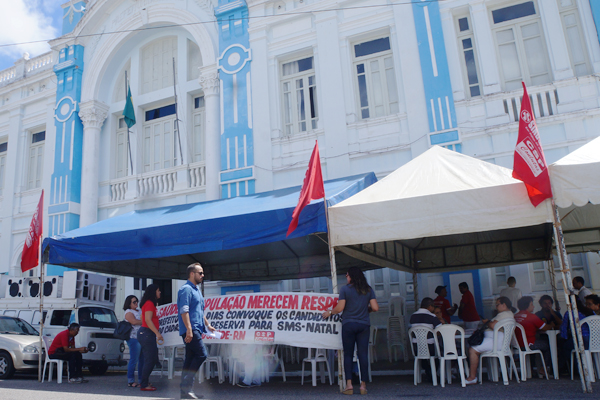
465, 296, 514, 385
123, 295, 144, 387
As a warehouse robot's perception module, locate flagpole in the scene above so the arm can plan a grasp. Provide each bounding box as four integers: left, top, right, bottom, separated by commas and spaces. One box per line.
125, 71, 133, 175
172, 57, 184, 166
322, 195, 345, 393
550, 198, 592, 392
37, 237, 44, 382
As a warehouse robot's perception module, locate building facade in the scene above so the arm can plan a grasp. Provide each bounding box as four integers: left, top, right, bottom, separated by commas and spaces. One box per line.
1, 0, 599, 321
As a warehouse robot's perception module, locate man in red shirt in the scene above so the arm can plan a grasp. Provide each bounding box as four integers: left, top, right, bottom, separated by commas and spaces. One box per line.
433, 286, 457, 324
514, 296, 551, 378
48, 322, 89, 383
458, 282, 480, 330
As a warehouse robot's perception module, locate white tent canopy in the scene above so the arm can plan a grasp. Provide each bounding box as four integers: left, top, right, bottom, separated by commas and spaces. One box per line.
328, 146, 554, 273
551, 136, 600, 253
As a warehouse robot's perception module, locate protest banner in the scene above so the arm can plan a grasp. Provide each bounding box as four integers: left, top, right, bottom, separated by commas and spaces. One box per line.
156, 292, 343, 349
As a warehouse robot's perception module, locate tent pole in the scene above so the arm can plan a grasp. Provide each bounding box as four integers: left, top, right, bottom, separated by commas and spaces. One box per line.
38, 242, 44, 383
412, 270, 419, 312
323, 197, 344, 393
551, 199, 592, 393
547, 258, 560, 314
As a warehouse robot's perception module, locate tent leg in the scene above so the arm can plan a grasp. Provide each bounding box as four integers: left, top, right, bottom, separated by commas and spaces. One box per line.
412, 270, 419, 313
547, 259, 560, 313
38, 262, 44, 383
551, 199, 592, 393
324, 198, 344, 393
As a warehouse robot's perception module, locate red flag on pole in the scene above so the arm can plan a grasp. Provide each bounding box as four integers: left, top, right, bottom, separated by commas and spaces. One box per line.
287, 141, 325, 237
512, 83, 553, 207
21, 190, 44, 273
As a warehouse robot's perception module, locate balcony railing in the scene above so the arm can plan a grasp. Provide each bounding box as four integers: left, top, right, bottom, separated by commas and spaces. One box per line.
25, 53, 54, 76
103, 161, 206, 204
0, 67, 16, 85
503, 87, 559, 122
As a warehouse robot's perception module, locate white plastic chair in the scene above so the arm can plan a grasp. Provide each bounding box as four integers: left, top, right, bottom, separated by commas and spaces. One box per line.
388, 296, 409, 363
570, 315, 600, 382
408, 326, 437, 386
42, 336, 69, 383
301, 348, 332, 386
478, 319, 520, 385
434, 324, 468, 387
388, 316, 407, 362
513, 323, 548, 381
263, 345, 286, 382
199, 344, 224, 384
368, 325, 378, 363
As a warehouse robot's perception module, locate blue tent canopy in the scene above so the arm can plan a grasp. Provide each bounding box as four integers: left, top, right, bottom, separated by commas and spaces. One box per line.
42, 173, 377, 281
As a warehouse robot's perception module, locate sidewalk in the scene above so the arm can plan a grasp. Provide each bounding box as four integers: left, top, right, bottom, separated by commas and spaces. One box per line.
0, 370, 598, 400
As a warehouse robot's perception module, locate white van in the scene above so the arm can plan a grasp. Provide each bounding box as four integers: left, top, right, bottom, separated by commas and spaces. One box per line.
0, 272, 126, 375
0, 298, 126, 375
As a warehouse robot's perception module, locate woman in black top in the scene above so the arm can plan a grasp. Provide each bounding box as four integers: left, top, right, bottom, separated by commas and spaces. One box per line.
322, 267, 378, 395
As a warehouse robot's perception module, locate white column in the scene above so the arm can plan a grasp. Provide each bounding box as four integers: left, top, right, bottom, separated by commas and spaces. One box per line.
79, 100, 109, 227
538, 0, 574, 80
470, 0, 502, 95
315, 11, 350, 178
199, 67, 221, 201
249, 28, 274, 193
2, 106, 23, 275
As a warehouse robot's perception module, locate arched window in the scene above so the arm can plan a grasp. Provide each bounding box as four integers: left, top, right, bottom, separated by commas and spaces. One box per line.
141, 36, 178, 94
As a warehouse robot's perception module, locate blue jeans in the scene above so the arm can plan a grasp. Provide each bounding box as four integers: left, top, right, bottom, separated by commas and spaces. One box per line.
126, 338, 145, 384
180, 330, 208, 392
342, 322, 370, 382
138, 327, 158, 388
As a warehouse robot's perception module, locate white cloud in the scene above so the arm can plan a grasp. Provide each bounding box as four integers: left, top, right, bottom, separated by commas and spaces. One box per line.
0, 0, 60, 64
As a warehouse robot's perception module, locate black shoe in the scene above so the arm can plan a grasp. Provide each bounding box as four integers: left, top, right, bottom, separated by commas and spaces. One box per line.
237, 382, 259, 388
180, 391, 202, 399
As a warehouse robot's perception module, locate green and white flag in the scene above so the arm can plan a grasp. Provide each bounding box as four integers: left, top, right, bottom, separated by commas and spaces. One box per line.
123, 85, 136, 128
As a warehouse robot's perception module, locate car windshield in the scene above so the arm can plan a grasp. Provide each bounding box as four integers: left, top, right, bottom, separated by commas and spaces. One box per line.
0, 317, 39, 335
78, 307, 118, 329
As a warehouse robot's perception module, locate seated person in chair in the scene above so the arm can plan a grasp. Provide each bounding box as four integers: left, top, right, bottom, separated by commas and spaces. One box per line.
409, 298, 442, 381
585, 294, 600, 316
465, 296, 514, 385
535, 295, 562, 328
48, 322, 89, 383
514, 296, 552, 378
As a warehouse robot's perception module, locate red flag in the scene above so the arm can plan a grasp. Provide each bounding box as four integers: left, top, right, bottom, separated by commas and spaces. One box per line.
21, 190, 44, 273
512, 83, 553, 207
287, 141, 325, 237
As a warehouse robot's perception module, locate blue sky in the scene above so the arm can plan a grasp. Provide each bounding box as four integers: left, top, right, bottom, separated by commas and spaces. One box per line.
0, 0, 65, 71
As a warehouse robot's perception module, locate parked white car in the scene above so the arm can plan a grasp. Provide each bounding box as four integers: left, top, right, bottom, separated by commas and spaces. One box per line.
0, 316, 40, 379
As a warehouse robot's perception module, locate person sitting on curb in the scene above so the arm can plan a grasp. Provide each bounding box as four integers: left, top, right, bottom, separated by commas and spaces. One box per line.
48, 322, 89, 383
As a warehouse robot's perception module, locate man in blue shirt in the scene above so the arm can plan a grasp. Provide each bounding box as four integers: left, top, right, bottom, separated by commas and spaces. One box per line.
178, 263, 215, 399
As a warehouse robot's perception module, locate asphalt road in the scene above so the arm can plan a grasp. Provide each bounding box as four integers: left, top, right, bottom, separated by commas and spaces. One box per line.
1, 370, 599, 400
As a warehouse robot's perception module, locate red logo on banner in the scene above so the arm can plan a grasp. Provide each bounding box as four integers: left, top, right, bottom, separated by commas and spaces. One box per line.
254, 331, 275, 342
512, 83, 553, 207
21, 190, 44, 272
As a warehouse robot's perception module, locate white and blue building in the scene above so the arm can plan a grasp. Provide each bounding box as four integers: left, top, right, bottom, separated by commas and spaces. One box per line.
1, 0, 600, 327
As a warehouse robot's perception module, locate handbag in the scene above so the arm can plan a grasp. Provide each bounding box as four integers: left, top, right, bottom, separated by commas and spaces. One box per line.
113, 320, 133, 340
467, 321, 490, 347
